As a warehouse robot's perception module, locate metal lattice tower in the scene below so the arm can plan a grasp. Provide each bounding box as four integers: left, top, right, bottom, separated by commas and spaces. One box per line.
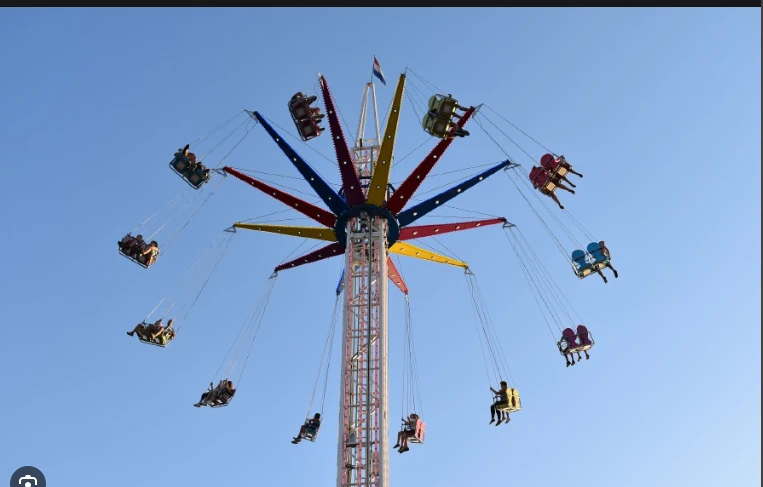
336, 81, 388, 487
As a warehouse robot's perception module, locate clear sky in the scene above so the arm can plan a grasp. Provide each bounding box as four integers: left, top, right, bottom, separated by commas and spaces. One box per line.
1, 7, 760, 487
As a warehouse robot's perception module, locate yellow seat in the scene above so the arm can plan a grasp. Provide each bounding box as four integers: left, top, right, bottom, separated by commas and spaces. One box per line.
494, 388, 522, 413
427, 94, 459, 119
422, 112, 455, 139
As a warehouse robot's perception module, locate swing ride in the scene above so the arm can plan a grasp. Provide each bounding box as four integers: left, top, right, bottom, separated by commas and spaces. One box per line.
118, 60, 618, 487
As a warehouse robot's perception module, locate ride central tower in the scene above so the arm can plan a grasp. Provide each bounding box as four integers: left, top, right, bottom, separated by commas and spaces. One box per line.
224, 67, 507, 487
336, 79, 389, 487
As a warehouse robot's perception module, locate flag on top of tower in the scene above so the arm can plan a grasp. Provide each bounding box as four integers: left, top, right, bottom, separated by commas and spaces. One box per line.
372, 56, 386, 85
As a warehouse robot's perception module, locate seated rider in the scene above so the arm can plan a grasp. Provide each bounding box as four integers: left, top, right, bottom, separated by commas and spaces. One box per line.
586, 240, 618, 284
137, 241, 159, 267
557, 155, 583, 178
118, 234, 135, 254
119, 234, 144, 258
597, 240, 618, 280
449, 123, 469, 138
561, 328, 580, 367
529, 166, 575, 210
194, 382, 216, 407
216, 379, 236, 404
126, 321, 151, 340
576, 324, 592, 362
292, 413, 322, 444
193, 380, 234, 407
541, 158, 579, 188
489, 381, 511, 426
393, 413, 420, 453
143, 319, 164, 341
158, 319, 176, 345
131, 235, 146, 258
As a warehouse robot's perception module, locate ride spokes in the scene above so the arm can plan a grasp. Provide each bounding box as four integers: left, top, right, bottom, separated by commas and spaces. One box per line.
118, 58, 619, 487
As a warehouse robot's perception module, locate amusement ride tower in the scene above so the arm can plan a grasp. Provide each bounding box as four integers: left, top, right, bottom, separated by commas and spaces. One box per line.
221, 70, 511, 487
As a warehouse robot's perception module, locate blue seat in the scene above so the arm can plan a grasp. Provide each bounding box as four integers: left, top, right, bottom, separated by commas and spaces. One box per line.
586, 242, 608, 264
170, 154, 189, 173
571, 249, 590, 271
303, 422, 320, 441
169, 151, 210, 189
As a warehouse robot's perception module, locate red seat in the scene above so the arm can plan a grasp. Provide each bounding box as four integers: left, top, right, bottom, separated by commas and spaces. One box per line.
289, 97, 322, 141
290, 99, 311, 121
407, 418, 426, 443
577, 324, 592, 346
529, 166, 552, 190
540, 153, 561, 172
562, 327, 579, 350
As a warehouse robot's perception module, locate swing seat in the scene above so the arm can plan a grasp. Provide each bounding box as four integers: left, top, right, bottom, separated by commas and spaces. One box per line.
298, 118, 320, 140
288, 98, 322, 141
528, 166, 557, 193
571, 249, 594, 278
422, 111, 454, 139
558, 327, 583, 354
576, 325, 594, 351
578, 242, 610, 275
408, 419, 426, 444
118, 248, 152, 269
138, 336, 167, 347
575, 338, 594, 352
540, 153, 568, 178
170, 153, 191, 173
303, 423, 320, 442
198, 383, 236, 408
169, 153, 210, 189
559, 326, 595, 355
586, 242, 609, 265
138, 329, 175, 348
207, 394, 234, 408
494, 389, 521, 413
289, 98, 312, 120
427, 94, 459, 119
186, 167, 210, 188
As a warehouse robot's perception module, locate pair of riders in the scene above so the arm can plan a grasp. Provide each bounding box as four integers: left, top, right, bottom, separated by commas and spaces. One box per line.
529, 155, 583, 210
126, 318, 174, 344
119, 234, 160, 267
290, 92, 326, 136
194, 379, 236, 407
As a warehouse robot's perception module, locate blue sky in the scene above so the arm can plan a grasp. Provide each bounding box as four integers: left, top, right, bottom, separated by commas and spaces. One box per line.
1, 7, 759, 487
